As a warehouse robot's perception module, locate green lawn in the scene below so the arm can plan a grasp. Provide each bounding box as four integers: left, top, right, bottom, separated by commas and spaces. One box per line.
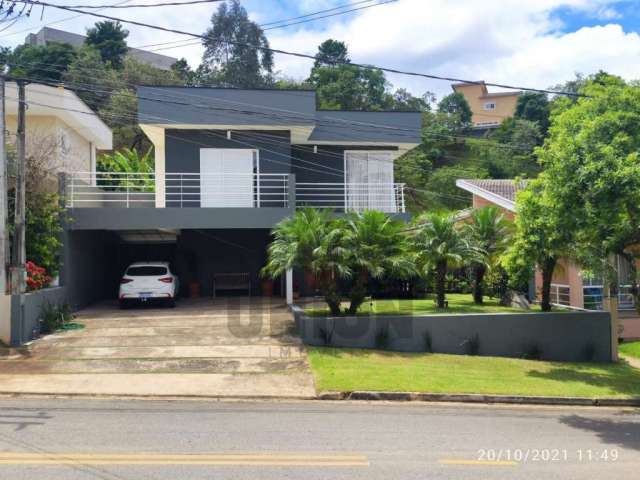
307, 347, 640, 398
305, 293, 540, 316
620, 341, 640, 359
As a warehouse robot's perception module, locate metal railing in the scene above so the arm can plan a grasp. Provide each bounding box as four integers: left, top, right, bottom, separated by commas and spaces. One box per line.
296, 182, 406, 213
583, 285, 636, 311
65, 173, 406, 212
550, 283, 571, 306
65, 172, 290, 208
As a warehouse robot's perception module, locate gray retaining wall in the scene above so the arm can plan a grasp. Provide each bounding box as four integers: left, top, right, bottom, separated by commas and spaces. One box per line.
293, 308, 612, 362
10, 287, 68, 345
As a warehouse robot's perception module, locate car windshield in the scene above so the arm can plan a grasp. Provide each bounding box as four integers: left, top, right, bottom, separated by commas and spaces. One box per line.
126, 266, 168, 276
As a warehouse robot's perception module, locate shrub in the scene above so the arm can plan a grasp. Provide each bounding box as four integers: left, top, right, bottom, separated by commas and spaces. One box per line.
26, 261, 52, 291
423, 330, 432, 353
522, 343, 543, 360
375, 326, 390, 350
40, 302, 75, 334
461, 333, 480, 355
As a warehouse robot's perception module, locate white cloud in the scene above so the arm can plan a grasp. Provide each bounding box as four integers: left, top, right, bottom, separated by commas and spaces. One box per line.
264, 0, 640, 99
3, 0, 639, 100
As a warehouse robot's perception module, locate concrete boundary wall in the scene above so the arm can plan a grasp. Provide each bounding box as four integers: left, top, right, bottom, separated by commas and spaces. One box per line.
293, 308, 612, 363
10, 287, 68, 346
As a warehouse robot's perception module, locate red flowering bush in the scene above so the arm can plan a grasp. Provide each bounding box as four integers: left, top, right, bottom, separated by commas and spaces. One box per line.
26, 261, 51, 292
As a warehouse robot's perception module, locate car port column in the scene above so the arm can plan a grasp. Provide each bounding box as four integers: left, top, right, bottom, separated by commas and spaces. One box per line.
286, 269, 293, 305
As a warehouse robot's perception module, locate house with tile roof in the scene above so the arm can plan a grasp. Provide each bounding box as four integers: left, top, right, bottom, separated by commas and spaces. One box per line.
452, 81, 521, 130
456, 178, 640, 340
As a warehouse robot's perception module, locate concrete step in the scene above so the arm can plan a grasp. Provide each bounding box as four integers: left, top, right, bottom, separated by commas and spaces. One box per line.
29, 334, 302, 348
24, 344, 307, 361
0, 357, 309, 374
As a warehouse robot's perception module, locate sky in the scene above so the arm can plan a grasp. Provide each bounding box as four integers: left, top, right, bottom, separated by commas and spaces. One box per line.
1, 0, 640, 99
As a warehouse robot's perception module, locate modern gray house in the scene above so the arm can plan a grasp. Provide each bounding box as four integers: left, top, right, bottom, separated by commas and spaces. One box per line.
58, 87, 421, 309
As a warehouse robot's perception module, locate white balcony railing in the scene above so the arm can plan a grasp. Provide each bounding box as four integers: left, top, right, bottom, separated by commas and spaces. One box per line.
296, 182, 406, 213
550, 283, 571, 306
65, 173, 407, 213
65, 172, 290, 208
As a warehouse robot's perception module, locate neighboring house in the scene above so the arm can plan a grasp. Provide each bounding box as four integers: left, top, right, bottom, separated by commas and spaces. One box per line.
4, 81, 113, 186
456, 178, 640, 339
57, 87, 421, 309
452, 81, 521, 130
25, 27, 177, 70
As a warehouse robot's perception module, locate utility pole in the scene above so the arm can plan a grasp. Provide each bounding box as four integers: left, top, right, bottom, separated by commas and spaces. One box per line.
0, 70, 6, 295
9, 80, 26, 296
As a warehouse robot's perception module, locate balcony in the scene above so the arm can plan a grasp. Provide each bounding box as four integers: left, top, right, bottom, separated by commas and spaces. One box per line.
64, 172, 406, 213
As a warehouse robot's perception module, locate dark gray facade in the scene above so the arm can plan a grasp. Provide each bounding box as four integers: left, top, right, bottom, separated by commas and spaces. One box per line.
293, 308, 613, 363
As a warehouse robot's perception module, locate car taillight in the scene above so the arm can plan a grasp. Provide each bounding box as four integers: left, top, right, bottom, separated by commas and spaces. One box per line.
158, 277, 173, 283
120, 278, 133, 284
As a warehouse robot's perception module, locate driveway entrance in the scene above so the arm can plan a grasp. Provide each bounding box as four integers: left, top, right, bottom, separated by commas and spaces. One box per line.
0, 298, 315, 398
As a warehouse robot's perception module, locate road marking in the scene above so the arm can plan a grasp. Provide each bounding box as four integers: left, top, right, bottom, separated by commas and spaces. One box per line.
0, 452, 369, 467
439, 459, 518, 467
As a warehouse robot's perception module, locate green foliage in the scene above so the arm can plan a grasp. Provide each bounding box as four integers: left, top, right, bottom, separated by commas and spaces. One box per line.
202, 0, 274, 87
8, 42, 76, 82
466, 206, 512, 304
413, 212, 481, 308
40, 302, 75, 334
437, 92, 472, 129
171, 58, 196, 85
64, 46, 120, 111
314, 39, 350, 68
342, 210, 414, 313
26, 194, 64, 278
423, 165, 487, 210
515, 92, 550, 133
503, 179, 569, 310
263, 209, 349, 314
98, 147, 154, 174
85, 20, 129, 69
536, 74, 640, 295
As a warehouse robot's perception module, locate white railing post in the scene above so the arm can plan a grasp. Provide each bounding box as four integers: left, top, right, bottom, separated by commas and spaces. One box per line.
69, 174, 74, 208
126, 173, 130, 208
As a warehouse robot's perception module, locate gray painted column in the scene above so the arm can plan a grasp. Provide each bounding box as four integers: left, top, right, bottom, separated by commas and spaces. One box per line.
288, 173, 296, 210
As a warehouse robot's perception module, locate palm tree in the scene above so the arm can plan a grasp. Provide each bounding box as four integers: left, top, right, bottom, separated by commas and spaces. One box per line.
342, 210, 414, 314
262, 209, 349, 314
413, 212, 481, 308
467, 206, 513, 304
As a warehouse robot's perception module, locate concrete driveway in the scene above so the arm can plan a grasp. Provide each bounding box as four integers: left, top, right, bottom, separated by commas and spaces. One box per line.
0, 298, 316, 399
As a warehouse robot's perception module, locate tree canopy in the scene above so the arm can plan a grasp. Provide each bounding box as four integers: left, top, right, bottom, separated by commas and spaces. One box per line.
85, 21, 129, 69
201, 0, 274, 87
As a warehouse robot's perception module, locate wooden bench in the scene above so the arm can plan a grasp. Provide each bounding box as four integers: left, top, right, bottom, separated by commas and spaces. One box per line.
213, 273, 251, 297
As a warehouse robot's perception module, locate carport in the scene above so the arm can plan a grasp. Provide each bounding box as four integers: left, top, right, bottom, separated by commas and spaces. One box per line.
60, 228, 282, 310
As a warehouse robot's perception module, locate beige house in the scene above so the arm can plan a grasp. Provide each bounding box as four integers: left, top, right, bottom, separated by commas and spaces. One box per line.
4, 81, 112, 182
0, 82, 112, 343
456, 178, 640, 340
452, 82, 521, 129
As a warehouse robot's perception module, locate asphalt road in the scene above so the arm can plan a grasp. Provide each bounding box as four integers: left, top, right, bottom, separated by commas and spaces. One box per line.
0, 398, 638, 479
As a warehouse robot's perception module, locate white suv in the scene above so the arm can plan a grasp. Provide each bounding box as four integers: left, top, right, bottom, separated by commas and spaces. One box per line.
118, 262, 179, 308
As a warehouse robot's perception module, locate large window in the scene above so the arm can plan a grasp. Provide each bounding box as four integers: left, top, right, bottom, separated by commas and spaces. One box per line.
344, 150, 396, 212
199, 149, 258, 207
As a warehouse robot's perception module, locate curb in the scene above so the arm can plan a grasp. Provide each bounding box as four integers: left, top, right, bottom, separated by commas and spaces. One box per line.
317, 391, 640, 407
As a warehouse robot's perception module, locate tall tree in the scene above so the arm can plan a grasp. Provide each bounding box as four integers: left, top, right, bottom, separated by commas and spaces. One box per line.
504, 179, 570, 311
536, 74, 640, 326
202, 0, 274, 87
313, 39, 350, 68
85, 21, 129, 69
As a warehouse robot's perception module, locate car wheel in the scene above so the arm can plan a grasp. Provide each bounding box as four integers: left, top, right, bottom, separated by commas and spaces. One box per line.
119, 300, 129, 310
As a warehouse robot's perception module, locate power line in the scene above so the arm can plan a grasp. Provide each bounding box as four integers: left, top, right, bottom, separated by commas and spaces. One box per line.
260, 0, 376, 27
59, 0, 222, 8
262, 0, 397, 31
11, 0, 586, 98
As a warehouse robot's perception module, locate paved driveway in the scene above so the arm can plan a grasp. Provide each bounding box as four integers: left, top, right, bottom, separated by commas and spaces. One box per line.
0, 298, 316, 398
